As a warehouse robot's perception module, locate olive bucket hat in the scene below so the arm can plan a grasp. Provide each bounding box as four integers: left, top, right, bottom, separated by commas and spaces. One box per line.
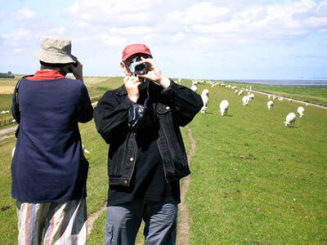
34, 36, 77, 64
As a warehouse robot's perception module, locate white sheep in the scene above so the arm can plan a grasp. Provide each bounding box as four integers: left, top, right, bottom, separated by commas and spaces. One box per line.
267, 100, 274, 110
272, 95, 277, 100
242, 96, 250, 106
200, 89, 209, 113
248, 93, 255, 101
268, 94, 272, 99
238, 90, 244, 96
190, 84, 197, 92
297, 106, 305, 118
278, 97, 283, 101
219, 100, 229, 116
284, 112, 296, 127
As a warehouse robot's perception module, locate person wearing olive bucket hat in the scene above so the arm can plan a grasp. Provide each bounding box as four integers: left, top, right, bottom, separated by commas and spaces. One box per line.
11, 36, 93, 244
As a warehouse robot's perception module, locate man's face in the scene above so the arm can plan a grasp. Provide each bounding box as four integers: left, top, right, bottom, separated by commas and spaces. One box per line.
120, 53, 151, 76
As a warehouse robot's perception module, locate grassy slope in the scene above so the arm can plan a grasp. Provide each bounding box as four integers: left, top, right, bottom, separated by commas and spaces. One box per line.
218, 80, 327, 106
1, 77, 326, 243
187, 83, 327, 244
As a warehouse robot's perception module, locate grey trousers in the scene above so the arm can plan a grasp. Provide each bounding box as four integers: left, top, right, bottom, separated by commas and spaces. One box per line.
105, 200, 178, 245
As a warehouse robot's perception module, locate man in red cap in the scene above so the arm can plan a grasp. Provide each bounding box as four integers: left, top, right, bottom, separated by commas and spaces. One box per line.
94, 44, 203, 244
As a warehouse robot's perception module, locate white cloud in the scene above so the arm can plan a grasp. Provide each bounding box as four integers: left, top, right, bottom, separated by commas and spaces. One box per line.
12, 8, 36, 22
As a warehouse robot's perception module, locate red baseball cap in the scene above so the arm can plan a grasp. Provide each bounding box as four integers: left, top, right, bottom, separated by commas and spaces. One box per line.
122, 44, 152, 62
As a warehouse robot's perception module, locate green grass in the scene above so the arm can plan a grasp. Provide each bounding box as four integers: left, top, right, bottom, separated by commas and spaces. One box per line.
216, 80, 327, 106
1, 77, 326, 244
186, 83, 327, 244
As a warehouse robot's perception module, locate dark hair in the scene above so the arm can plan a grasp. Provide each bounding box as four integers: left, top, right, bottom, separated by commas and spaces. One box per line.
40, 61, 73, 69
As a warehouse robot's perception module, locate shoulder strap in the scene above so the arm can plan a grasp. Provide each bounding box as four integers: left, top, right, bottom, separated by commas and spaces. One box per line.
15, 75, 33, 105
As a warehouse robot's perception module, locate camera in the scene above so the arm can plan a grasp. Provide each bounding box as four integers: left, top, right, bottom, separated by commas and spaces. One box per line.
129, 57, 148, 76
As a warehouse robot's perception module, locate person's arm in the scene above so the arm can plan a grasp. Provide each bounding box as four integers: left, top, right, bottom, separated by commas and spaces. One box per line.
138, 58, 203, 126
93, 90, 133, 144
161, 80, 203, 126
78, 84, 93, 123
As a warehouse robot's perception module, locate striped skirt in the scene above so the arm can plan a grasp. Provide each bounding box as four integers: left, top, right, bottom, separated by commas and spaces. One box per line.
16, 198, 87, 245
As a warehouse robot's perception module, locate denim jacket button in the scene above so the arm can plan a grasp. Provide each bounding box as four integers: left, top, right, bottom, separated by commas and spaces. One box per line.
129, 157, 134, 162
165, 106, 170, 110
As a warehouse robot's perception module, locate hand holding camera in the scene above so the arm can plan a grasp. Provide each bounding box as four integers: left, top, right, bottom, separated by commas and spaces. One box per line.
124, 75, 142, 103
70, 60, 83, 82
130, 57, 171, 89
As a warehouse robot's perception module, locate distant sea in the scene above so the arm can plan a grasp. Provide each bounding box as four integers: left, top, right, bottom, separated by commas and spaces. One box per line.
222, 79, 327, 87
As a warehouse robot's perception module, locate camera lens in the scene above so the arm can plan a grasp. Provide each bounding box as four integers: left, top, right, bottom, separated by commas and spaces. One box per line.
134, 63, 148, 75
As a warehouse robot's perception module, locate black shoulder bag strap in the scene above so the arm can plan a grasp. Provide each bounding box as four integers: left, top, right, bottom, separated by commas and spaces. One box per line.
13, 75, 32, 137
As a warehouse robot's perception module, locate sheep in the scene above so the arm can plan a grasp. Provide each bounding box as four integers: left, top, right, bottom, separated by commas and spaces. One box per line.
267, 100, 274, 110
284, 112, 296, 127
248, 93, 255, 101
200, 89, 209, 113
242, 96, 250, 106
278, 97, 283, 102
297, 106, 305, 118
268, 94, 272, 99
234, 89, 239, 94
305, 103, 309, 106
219, 100, 229, 116
192, 80, 198, 85
272, 95, 277, 100
238, 90, 244, 96
191, 84, 197, 92
288, 98, 293, 103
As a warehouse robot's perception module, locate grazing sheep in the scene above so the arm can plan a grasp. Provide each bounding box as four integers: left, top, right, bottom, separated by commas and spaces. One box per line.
191, 84, 197, 92
267, 100, 274, 110
288, 98, 293, 103
305, 103, 309, 106
238, 90, 244, 96
248, 93, 255, 101
297, 106, 305, 118
268, 94, 272, 99
219, 100, 229, 116
192, 80, 198, 85
284, 112, 296, 127
234, 89, 238, 94
278, 97, 283, 101
242, 96, 250, 106
200, 89, 209, 113
272, 95, 277, 100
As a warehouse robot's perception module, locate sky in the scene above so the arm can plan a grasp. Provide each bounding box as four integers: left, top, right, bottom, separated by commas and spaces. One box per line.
1, 0, 327, 80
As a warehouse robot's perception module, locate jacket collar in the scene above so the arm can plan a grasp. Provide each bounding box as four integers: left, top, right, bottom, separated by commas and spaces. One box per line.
116, 85, 127, 96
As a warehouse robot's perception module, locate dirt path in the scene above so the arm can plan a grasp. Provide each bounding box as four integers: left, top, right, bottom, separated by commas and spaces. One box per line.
252, 90, 327, 110
0, 125, 17, 136
87, 204, 107, 238
177, 127, 196, 245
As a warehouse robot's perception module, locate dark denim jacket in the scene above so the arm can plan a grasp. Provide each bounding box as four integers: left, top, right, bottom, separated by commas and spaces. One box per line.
93, 81, 203, 187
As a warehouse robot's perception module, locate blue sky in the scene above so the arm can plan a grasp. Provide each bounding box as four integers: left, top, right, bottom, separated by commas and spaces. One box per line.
1, 0, 327, 80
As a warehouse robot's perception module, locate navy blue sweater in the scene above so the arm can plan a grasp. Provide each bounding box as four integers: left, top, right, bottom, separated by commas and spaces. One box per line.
11, 76, 93, 202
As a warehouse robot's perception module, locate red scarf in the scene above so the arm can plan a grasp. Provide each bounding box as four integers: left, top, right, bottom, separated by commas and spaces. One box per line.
26, 70, 66, 80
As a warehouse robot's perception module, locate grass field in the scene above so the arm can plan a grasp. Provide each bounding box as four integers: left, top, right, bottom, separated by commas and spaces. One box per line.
0, 77, 326, 244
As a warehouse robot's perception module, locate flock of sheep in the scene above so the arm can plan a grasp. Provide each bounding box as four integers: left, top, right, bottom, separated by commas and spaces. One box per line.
184, 79, 306, 127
